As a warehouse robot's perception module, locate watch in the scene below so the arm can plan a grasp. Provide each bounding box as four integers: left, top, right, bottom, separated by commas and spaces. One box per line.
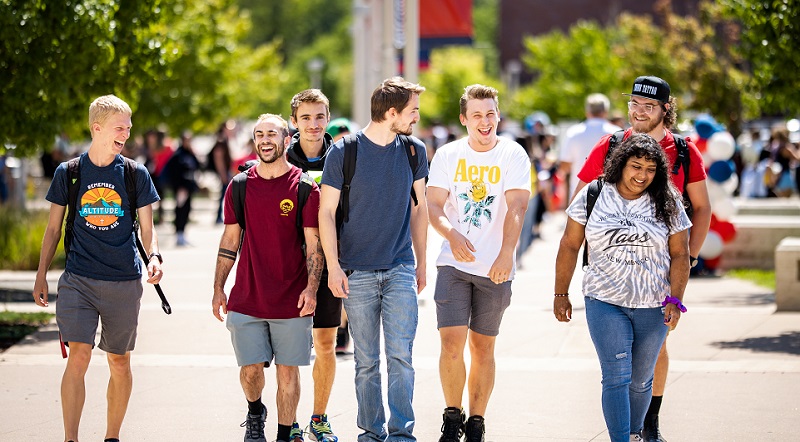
690, 255, 698, 268
149, 252, 163, 264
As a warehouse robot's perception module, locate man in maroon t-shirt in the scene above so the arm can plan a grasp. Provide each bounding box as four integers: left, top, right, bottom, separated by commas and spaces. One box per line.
212, 114, 323, 442
574, 76, 711, 442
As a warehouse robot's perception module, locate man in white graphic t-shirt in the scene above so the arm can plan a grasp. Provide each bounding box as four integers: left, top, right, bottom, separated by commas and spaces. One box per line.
427, 84, 531, 442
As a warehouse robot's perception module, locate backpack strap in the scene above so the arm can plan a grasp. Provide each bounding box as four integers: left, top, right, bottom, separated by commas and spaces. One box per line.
336, 133, 358, 229
672, 134, 690, 186
398, 134, 420, 207
231, 171, 248, 231
123, 157, 139, 234
64, 157, 81, 256
296, 172, 314, 256
607, 129, 626, 155
582, 179, 604, 270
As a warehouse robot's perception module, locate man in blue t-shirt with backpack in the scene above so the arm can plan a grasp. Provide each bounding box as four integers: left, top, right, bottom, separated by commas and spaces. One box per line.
33, 95, 163, 442
319, 77, 429, 442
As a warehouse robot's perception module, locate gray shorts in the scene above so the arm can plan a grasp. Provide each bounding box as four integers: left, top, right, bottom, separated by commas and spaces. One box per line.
226, 312, 312, 367
55, 271, 143, 355
434, 266, 512, 336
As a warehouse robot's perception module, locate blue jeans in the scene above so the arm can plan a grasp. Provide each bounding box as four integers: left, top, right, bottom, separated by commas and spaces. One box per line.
584, 297, 668, 442
343, 263, 418, 442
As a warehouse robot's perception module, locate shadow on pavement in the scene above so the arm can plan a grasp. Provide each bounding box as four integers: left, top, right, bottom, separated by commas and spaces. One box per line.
712, 331, 800, 355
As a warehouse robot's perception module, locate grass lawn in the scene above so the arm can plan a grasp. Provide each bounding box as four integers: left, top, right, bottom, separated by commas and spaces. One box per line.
0, 311, 55, 350
726, 268, 776, 290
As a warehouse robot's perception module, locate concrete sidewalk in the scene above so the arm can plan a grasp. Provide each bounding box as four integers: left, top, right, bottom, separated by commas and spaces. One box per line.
2, 198, 798, 441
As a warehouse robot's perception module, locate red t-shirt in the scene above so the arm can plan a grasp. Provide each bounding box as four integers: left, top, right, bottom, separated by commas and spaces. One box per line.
223, 166, 320, 319
576, 128, 707, 192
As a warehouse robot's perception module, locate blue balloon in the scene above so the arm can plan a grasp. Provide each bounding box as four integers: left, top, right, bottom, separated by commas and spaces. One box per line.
708, 160, 735, 183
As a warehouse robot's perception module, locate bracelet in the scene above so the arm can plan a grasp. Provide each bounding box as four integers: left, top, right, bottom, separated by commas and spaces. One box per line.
554, 293, 569, 297
662, 296, 687, 313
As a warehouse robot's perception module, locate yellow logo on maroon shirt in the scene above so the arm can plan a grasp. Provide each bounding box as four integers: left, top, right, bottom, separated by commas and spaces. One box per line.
280, 199, 294, 216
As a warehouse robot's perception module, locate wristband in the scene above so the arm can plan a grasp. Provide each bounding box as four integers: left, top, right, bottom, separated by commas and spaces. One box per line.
554, 293, 569, 297
662, 296, 687, 313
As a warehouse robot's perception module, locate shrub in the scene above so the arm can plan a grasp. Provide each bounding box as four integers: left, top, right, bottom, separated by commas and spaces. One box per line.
0, 207, 65, 270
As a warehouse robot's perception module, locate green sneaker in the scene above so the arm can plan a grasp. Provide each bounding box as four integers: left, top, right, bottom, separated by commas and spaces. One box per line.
289, 422, 305, 442
308, 414, 338, 442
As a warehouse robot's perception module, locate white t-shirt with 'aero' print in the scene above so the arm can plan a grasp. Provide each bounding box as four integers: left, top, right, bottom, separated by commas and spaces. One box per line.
427, 136, 531, 279
566, 181, 692, 308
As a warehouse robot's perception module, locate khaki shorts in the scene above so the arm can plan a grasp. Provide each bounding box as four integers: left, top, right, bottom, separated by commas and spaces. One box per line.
55, 271, 143, 355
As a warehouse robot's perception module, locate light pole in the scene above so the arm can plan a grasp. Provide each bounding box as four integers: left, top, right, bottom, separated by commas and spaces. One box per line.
307, 57, 325, 90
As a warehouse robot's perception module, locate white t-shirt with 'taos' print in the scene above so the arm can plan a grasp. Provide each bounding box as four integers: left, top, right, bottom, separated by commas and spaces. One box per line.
427, 136, 531, 279
566, 181, 692, 308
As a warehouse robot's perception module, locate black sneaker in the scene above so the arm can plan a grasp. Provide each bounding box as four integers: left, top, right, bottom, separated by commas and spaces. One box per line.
464, 415, 485, 442
241, 405, 267, 441
438, 407, 465, 442
642, 415, 667, 442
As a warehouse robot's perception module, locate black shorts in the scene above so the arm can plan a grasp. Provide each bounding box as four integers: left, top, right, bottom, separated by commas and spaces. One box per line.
314, 272, 342, 329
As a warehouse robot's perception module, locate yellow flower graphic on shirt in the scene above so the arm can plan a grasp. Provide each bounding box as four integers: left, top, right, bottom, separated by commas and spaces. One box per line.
458, 180, 495, 232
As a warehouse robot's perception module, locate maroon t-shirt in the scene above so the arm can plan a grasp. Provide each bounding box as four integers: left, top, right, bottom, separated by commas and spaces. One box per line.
577, 128, 707, 192
223, 166, 320, 319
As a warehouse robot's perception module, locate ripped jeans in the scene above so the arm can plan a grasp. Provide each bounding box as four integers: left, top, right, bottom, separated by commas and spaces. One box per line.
584, 296, 668, 442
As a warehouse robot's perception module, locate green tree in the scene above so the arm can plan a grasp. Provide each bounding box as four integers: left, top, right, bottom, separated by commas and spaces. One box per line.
510, 21, 629, 122
0, 0, 166, 155
716, 0, 800, 115
419, 46, 502, 127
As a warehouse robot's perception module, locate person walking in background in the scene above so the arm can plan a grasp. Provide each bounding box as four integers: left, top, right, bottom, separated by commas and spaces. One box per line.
318, 77, 428, 442
163, 131, 200, 246
141, 128, 172, 225
209, 122, 234, 224
286, 89, 340, 442
427, 84, 530, 442
32, 95, 163, 442
212, 114, 322, 442
574, 76, 711, 442
554, 133, 691, 442
559, 93, 621, 200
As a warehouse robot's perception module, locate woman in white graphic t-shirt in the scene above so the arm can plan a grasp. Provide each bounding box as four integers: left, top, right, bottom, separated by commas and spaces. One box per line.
552, 133, 691, 442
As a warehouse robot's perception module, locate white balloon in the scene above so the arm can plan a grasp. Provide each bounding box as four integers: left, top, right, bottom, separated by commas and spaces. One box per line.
721, 174, 739, 195
706, 180, 728, 204
713, 198, 736, 221
699, 230, 724, 260
707, 132, 736, 161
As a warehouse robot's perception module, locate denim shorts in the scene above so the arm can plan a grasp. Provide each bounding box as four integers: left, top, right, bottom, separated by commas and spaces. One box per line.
434, 265, 512, 336
226, 311, 312, 367
55, 271, 143, 355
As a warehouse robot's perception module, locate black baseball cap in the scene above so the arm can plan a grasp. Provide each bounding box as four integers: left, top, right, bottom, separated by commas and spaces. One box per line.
624, 76, 671, 103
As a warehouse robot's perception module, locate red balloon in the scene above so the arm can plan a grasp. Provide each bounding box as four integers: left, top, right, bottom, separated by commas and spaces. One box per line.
714, 221, 737, 243
709, 213, 719, 229
695, 138, 708, 153
704, 256, 721, 269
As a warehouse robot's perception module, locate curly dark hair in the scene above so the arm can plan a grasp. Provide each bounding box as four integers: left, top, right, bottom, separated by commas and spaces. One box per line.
602, 133, 681, 229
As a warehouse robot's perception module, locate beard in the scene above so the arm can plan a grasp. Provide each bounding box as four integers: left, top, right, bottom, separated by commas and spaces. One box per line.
630, 111, 665, 134
390, 121, 414, 136
257, 142, 285, 163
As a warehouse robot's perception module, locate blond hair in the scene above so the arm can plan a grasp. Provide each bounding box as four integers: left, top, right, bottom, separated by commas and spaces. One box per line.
88, 95, 132, 130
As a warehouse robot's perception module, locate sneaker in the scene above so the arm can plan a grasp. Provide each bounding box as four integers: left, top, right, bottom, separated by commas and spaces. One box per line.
241, 406, 267, 442
464, 415, 485, 442
642, 415, 667, 442
630, 432, 644, 441
308, 414, 338, 442
289, 422, 305, 441
439, 407, 465, 442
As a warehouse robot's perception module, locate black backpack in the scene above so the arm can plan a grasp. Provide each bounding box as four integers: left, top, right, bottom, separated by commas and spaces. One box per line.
336, 133, 421, 230
230, 161, 314, 253
66, 156, 171, 314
